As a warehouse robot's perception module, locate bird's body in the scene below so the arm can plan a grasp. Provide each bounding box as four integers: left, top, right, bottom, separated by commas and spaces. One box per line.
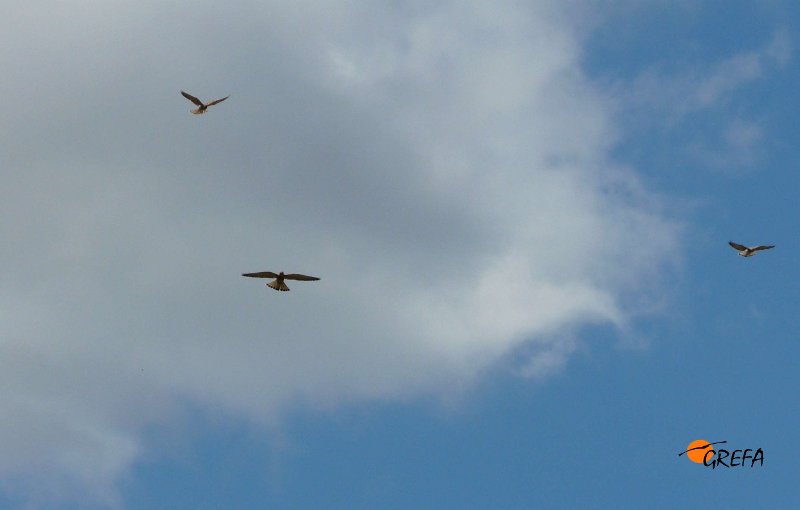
728, 241, 775, 257
181, 90, 229, 114
242, 271, 320, 291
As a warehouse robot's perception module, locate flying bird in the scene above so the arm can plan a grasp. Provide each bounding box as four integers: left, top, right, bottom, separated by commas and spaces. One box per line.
242, 271, 320, 291
180, 90, 229, 114
728, 241, 775, 257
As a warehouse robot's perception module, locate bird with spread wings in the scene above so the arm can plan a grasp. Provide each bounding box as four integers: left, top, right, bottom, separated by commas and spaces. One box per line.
180, 90, 229, 114
728, 241, 775, 257
242, 271, 320, 291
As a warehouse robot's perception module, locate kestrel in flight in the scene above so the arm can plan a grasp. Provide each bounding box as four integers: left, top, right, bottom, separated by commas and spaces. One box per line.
728, 241, 775, 257
242, 271, 320, 291
180, 90, 229, 114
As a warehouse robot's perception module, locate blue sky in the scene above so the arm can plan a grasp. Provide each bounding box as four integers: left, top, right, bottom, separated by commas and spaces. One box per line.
1, 1, 798, 508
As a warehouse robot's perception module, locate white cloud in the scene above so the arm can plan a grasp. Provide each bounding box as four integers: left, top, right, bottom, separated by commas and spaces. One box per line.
612, 29, 790, 172
686, 118, 766, 171
0, 0, 679, 505
621, 29, 790, 119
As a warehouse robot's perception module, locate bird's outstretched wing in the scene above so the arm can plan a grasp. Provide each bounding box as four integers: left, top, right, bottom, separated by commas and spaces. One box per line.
242, 272, 279, 278
283, 274, 320, 281
752, 245, 775, 252
206, 96, 229, 107
181, 90, 204, 106
729, 241, 748, 251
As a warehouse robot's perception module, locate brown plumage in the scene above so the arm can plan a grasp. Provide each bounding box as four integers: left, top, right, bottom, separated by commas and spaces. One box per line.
728, 241, 775, 257
242, 271, 320, 291
181, 90, 229, 114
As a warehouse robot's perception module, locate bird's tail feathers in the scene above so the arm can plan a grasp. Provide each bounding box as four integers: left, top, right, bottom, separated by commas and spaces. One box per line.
268, 280, 290, 291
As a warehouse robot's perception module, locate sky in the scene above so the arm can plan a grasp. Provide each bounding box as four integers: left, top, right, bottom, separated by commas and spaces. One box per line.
0, 0, 798, 508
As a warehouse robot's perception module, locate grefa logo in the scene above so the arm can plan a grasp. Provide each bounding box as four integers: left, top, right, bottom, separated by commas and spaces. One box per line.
678, 440, 764, 469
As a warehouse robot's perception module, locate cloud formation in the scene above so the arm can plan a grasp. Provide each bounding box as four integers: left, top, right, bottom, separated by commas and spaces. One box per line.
622, 30, 790, 120
611, 29, 790, 173
0, 0, 679, 504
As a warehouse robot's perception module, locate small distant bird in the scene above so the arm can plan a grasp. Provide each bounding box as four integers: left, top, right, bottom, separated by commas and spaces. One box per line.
242, 271, 320, 291
729, 241, 775, 257
180, 90, 229, 114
